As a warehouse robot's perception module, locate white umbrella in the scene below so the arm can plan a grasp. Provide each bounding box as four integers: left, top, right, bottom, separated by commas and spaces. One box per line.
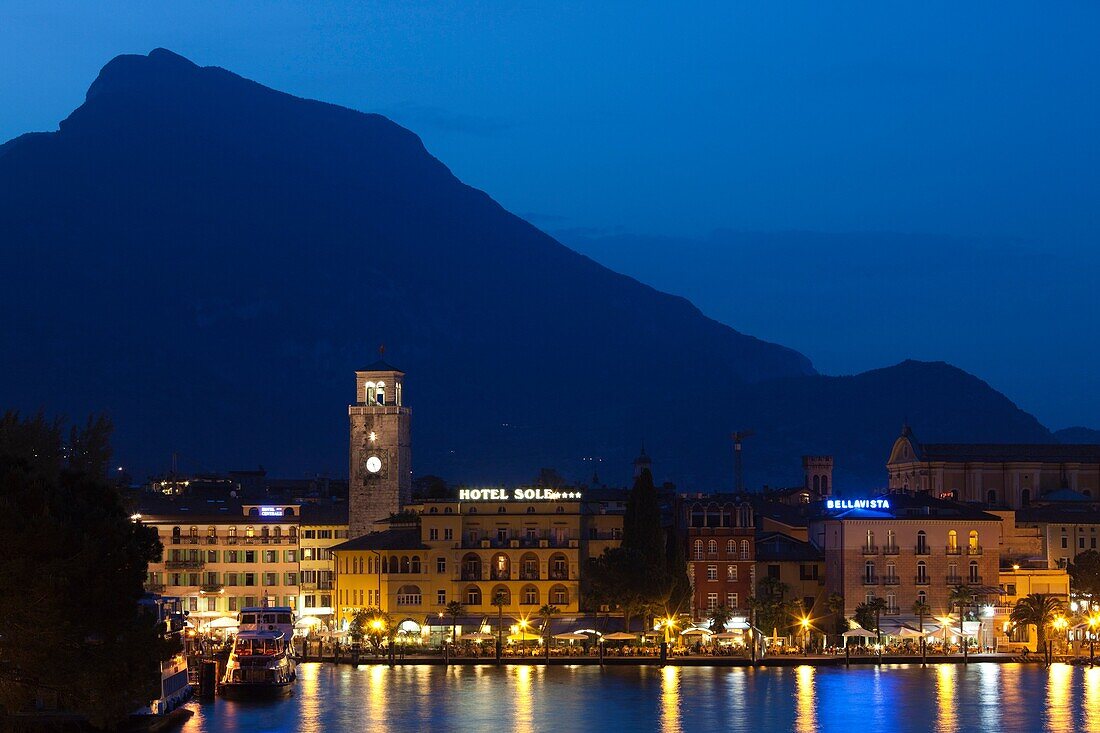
842, 628, 877, 638
895, 626, 925, 638
295, 616, 323, 628
680, 628, 714, 636
553, 632, 588, 640
458, 632, 495, 641
603, 632, 638, 641
203, 616, 239, 630
713, 632, 743, 640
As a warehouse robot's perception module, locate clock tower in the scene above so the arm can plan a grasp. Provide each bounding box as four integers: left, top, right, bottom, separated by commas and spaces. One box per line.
348, 357, 411, 538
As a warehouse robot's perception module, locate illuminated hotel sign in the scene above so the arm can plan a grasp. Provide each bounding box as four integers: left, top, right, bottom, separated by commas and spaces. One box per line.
825, 498, 891, 510
458, 488, 583, 501
257, 506, 284, 517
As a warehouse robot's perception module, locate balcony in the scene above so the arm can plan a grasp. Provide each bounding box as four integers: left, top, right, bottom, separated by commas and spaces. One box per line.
165, 560, 205, 570
967, 546, 983, 556
460, 570, 483, 581
914, 545, 930, 555
301, 582, 318, 591
882, 576, 900, 586
861, 545, 878, 555
186, 536, 199, 545
489, 570, 510, 581
914, 575, 930, 585
519, 571, 540, 581
884, 606, 901, 616
205, 536, 218, 545
946, 575, 963, 585
200, 583, 223, 593
144, 583, 166, 593
226, 537, 239, 545
861, 575, 878, 585
969, 576, 983, 585
318, 580, 333, 591
549, 570, 569, 580
946, 546, 961, 555
882, 545, 900, 555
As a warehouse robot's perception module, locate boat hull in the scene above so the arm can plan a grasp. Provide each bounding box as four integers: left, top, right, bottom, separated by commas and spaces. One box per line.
219, 680, 294, 699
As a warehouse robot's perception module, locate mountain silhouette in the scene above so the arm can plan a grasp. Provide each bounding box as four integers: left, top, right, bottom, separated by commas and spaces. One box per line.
0, 50, 1054, 489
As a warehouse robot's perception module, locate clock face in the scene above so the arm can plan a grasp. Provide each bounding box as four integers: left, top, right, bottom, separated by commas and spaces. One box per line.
366, 456, 382, 474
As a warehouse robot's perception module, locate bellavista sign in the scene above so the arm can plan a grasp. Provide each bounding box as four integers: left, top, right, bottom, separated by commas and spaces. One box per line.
457, 488, 582, 501
825, 498, 891, 510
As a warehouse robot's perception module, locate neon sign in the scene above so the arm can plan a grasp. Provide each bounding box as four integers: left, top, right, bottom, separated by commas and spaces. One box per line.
826, 498, 891, 510
258, 506, 284, 517
457, 488, 582, 501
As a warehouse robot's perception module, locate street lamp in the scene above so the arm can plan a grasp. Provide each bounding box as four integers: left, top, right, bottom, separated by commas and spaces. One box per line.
1088, 614, 1099, 666
799, 616, 811, 653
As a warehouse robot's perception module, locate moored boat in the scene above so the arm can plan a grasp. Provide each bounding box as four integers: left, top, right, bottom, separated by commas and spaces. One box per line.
219, 606, 296, 699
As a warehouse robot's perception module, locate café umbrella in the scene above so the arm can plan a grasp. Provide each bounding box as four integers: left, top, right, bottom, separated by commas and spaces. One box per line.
458, 632, 495, 642
603, 632, 638, 641
553, 632, 588, 641
203, 616, 240, 630
295, 616, 323, 629
680, 628, 713, 636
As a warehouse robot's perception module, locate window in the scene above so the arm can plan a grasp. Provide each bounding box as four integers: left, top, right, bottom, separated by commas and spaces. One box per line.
886, 529, 896, 550
229, 597, 238, 612
916, 531, 927, 553
864, 561, 875, 582
1062, 536, 1069, 549
396, 585, 421, 606
969, 561, 979, 583
552, 586, 567, 605
429, 528, 438, 541
522, 586, 538, 605
263, 550, 277, 563
707, 565, 718, 581
1081, 537, 1087, 550
727, 565, 738, 582
304, 595, 316, 608
437, 589, 446, 605
693, 540, 703, 560
444, 528, 453, 541
767, 564, 780, 579
740, 540, 750, 560
726, 539, 735, 555
885, 562, 896, 580
727, 593, 738, 609
987, 489, 997, 503
411, 557, 421, 574
707, 593, 718, 612
707, 540, 717, 556
437, 557, 446, 573
866, 529, 875, 549
496, 528, 508, 543
947, 530, 958, 551
917, 590, 927, 606
467, 586, 483, 606
886, 593, 897, 613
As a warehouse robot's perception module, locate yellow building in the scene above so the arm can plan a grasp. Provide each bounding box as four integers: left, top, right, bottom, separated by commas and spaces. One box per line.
996, 565, 1071, 651
140, 502, 303, 620
298, 504, 350, 625
333, 490, 626, 635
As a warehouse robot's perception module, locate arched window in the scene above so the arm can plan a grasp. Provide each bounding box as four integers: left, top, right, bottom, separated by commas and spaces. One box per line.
520, 553, 539, 580
969, 560, 979, 583
491, 585, 510, 606
388, 556, 399, 574
551, 584, 568, 606
396, 585, 421, 606
401, 556, 411, 573
498, 506, 506, 514
821, 476, 829, 494
365, 381, 376, 404
189, 526, 198, 538
947, 530, 958, 551
549, 553, 568, 580
865, 529, 875, 551
466, 585, 482, 606
918, 590, 927, 606
526, 506, 535, 514
469, 507, 477, 514
948, 562, 958, 582
462, 554, 481, 580
987, 489, 997, 504
706, 503, 721, 528
690, 504, 705, 528
886, 562, 896, 580
916, 561, 927, 583
693, 540, 703, 560
261, 526, 270, 538
968, 530, 979, 551
376, 381, 386, 405
864, 560, 875, 582
246, 526, 255, 538
707, 540, 717, 556
813, 475, 820, 492
886, 529, 896, 551
395, 382, 402, 406
444, 507, 453, 514
739, 505, 753, 528
491, 554, 510, 580
429, 507, 438, 514
556, 506, 564, 514
726, 539, 735, 555
739, 540, 750, 560
916, 530, 927, 553
521, 585, 539, 605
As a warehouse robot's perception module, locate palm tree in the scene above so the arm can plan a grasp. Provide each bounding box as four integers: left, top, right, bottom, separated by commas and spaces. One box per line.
491, 590, 508, 661
1010, 593, 1063, 658
709, 604, 734, 633
538, 604, 559, 662
912, 599, 931, 663
445, 600, 465, 646
867, 597, 888, 647
826, 593, 846, 642
948, 585, 975, 658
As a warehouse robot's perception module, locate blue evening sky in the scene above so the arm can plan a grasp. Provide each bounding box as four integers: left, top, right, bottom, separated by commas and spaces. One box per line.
2, 2, 1098, 428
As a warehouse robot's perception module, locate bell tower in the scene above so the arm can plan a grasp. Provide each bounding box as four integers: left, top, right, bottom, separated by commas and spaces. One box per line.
349, 351, 411, 538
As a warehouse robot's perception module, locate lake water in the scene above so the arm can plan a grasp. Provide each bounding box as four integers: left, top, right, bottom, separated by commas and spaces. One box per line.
183, 662, 1100, 732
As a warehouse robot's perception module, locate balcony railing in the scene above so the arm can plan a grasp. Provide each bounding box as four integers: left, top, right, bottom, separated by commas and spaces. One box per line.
226, 537, 239, 545
946, 546, 961, 555
549, 570, 569, 580
862, 575, 878, 585
461, 570, 482, 581
165, 560, 205, 570
884, 606, 901, 616
490, 571, 510, 581
946, 575, 963, 585
915, 575, 930, 585
882, 545, 900, 555
882, 576, 900, 586
861, 545, 878, 555
519, 571, 540, 581
915, 545, 930, 555
967, 546, 983, 556
144, 583, 166, 593
200, 583, 223, 593
969, 576, 983, 585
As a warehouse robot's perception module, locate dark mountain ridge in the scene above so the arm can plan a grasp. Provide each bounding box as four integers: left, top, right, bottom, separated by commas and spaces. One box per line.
0, 50, 1054, 488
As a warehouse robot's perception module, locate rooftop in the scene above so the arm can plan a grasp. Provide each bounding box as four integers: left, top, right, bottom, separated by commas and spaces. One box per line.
330, 527, 426, 552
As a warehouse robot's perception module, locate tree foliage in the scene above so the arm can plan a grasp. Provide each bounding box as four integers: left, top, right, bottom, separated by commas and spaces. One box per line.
348, 607, 393, 652
1010, 593, 1063, 651
1068, 550, 1100, 598
0, 411, 172, 728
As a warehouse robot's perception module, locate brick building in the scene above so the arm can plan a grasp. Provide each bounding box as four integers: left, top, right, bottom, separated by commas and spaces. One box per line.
680, 494, 756, 619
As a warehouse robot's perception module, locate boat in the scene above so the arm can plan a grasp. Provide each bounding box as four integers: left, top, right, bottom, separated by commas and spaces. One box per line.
219, 606, 297, 698
135, 594, 193, 716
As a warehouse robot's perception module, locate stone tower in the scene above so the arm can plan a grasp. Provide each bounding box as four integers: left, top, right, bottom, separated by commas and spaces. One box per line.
349, 358, 411, 538
802, 455, 833, 498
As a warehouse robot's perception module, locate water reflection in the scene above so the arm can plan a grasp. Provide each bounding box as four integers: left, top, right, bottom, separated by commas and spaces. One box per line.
1046, 663, 1071, 732
795, 665, 816, 733
935, 664, 957, 733
660, 666, 681, 733
514, 664, 534, 733
977, 663, 1001, 733
1086, 666, 1100, 731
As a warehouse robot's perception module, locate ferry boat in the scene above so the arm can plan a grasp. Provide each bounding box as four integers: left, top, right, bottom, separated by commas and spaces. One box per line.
136, 594, 193, 716
220, 606, 297, 698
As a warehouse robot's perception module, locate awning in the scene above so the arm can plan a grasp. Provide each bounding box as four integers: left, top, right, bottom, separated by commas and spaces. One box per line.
458, 632, 495, 641
203, 616, 239, 630
680, 627, 714, 636
423, 615, 487, 630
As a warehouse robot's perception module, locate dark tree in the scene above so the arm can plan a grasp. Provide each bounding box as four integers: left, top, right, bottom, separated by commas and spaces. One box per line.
1068, 550, 1100, 598
0, 411, 173, 728
622, 468, 664, 568
412, 475, 449, 501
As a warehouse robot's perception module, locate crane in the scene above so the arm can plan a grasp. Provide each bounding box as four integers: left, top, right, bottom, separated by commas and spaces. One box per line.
731, 430, 756, 493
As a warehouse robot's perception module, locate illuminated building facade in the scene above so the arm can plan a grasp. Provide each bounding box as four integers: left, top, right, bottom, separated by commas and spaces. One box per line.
887, 426, 1100, 509
349, 360, 412, 537
297, 504, 349, 622
679, 494, 756, 619
332, 491, 626, 628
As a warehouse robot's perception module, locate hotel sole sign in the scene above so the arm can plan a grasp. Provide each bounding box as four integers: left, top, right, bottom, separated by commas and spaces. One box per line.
457, 488, 582, 501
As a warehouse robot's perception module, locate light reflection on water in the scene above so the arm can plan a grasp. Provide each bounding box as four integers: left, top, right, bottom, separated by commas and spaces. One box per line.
184, 663, 1100, 733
